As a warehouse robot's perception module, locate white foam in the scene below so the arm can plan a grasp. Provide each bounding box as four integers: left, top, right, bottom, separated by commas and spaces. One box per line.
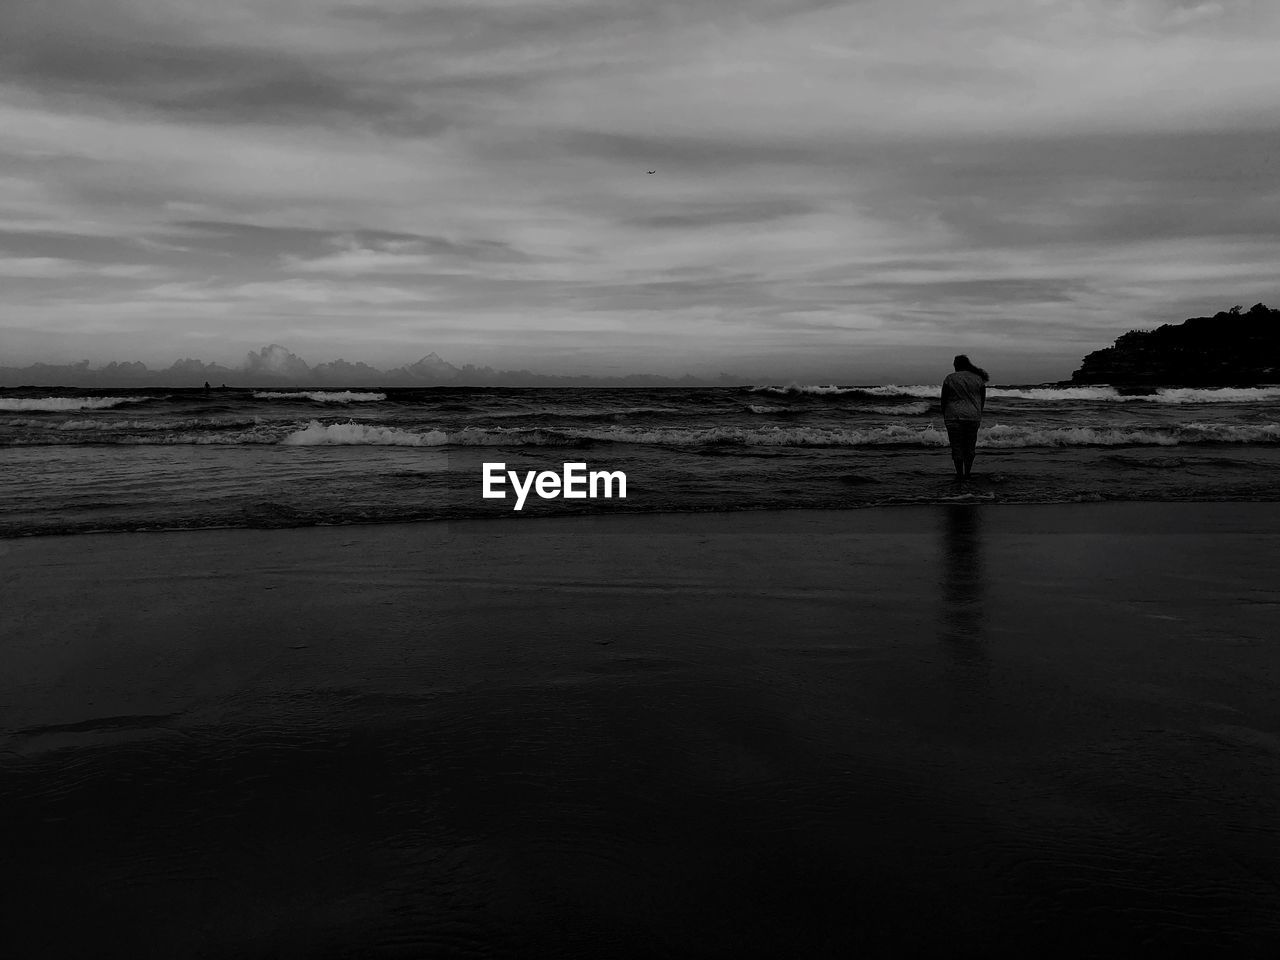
980, 424, 1177, 447
254, 391, 386, 403
576, 424, 951, 446
990, 386, 1121, 400
755, 384, 1280, 403
854, 385, 941, 398
233, 418, 1280, 449
962, 385, 1280, 403
564, 421, 1280, 448
750, 383, 861, 395
748, 400, 929, 415
0, 396, 153, 411
10, 412, 1278, 449
862, 385, 1130, 401
281, 420, 447, 446
812, 384, 1128, 401
1149, 387, 1280, 403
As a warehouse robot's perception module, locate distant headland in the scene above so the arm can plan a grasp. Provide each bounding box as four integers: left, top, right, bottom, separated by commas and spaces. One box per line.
0, 344, 743, 389
1071, 303, 1280, 386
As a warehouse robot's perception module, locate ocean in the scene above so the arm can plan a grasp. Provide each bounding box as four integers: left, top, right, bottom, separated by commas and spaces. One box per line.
3, 383, 1279, 537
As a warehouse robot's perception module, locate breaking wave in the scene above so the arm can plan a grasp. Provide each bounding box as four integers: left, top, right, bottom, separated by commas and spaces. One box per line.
746, 401, 930, 416
282, 420, 448, 446
0, 396, 154, 412
467, 422, 1280, 448
597, 422, 1280, 447
253, 391, 386, 403
749, 384, 862, 395
1144, 387, 1280, 403
751, 384, 1280, 403
5, 418, 1279, 448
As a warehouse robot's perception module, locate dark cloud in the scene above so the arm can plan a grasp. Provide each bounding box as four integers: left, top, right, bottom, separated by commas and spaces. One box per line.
0, 1, 543, 130
2, 1, 848, 130
2, 28, 414, 126
0, 229, 138, 264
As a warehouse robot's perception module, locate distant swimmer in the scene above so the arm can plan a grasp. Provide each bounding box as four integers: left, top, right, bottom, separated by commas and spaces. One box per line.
941, 355, 989, 480
204, 381, 211, 392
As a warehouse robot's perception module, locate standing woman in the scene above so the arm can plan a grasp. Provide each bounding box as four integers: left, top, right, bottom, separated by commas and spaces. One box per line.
941, 355, 989, 479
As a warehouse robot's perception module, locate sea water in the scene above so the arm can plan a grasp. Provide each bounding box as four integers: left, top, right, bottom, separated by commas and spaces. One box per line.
2, 383, 1279, 536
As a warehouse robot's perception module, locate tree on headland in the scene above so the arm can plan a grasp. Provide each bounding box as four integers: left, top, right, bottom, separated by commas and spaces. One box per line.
1071, 303, 1280, 386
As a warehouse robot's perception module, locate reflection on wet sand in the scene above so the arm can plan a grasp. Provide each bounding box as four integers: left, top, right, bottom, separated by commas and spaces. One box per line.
939, 505, 990, 683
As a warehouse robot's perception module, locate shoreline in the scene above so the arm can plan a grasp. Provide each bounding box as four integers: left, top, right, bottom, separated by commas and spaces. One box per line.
6, 492, 1280, 541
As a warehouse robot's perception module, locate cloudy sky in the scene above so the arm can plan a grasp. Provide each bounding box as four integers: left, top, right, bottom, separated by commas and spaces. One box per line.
2, 0, 1277, 381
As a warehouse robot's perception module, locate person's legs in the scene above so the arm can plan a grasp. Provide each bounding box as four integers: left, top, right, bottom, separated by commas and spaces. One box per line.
944, 420, 966, 479
962, 422, 980, 477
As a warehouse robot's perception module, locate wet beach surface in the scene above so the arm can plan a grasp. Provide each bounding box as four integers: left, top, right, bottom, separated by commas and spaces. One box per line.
2, 504, 1278, 957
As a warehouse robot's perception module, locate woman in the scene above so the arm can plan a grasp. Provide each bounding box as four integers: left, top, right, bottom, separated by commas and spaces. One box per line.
941, 355, 989, 479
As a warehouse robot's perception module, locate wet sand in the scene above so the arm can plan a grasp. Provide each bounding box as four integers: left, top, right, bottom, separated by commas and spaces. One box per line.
2, 504, 1279, 957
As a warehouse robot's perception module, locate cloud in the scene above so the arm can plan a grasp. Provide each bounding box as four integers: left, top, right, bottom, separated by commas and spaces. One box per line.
0, 256, 167, 279
281, 234, 535, 275
0, 0, 1277, 377
144, 277, 436, 306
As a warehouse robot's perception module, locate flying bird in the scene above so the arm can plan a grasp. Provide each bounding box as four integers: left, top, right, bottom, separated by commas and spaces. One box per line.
647, 170, 655, 174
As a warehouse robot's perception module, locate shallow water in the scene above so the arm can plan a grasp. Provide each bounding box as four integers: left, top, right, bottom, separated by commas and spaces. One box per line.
3, 384, 1279, 535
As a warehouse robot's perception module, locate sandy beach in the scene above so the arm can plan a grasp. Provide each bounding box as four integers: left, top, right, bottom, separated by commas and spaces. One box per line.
3, 503, 1279, 957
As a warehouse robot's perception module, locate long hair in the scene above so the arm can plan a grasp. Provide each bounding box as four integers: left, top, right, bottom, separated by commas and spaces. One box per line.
953, 354, 989, 382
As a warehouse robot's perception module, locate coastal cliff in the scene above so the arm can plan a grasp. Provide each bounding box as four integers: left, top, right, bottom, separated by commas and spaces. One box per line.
1071, 303, 1280, 386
